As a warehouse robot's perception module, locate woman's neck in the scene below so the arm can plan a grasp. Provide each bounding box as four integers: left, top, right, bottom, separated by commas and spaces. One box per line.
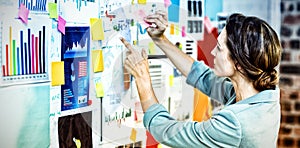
230, 75, 259, 102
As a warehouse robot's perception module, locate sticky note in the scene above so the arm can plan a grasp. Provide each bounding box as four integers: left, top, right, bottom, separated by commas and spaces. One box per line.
130, 128, 137, 142
51, 61, 65, 86
95, 82, 104, 97
18, 3, 29, 24
175, 24, 179, 35
182, 26, 186, 37
168, 1, 179, 22
136, 9, 151, 27
92, 50, 104, 72
90, 18, 105, 40
164, 0, 171, 8
58, 16, 66, 35
48, 2, 58, 19
148, 42, 155, 54
138, 0, 147, 4
169, 75, 174, 86
170, 24, 174, 35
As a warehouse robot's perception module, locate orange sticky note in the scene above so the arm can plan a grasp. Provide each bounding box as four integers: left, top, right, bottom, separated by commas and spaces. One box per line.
51, 61, 65, 86
18, 3, 29, 24
95, 82, 104, 97
170, 24, 174, 35
48, 2, 58, 19
130, 128, 137, 142
90, 18, 104, 40
92, 50, 104, 72
58, 16, 66, 34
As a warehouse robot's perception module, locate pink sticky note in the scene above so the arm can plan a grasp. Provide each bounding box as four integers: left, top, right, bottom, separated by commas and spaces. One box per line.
164, 0, 171, 8
18, 3, 29, 24
136, 9, 151, 27
58, 16, 66, 34
182, 26, 186, 37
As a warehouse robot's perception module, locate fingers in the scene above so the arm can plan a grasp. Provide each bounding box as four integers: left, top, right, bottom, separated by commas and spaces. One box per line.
155, 10, 168, 26
124, 59, 136, 76
141, 48, 148, 60
144, 11, 168, 28
156, 10, 167, 19
119, 37, 133, 52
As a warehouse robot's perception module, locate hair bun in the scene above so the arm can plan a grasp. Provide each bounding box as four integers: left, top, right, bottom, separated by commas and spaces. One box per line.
253, 69, 278, 91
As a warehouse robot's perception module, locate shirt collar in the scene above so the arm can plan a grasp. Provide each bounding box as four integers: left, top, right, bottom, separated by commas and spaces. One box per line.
235, 87, 280, 104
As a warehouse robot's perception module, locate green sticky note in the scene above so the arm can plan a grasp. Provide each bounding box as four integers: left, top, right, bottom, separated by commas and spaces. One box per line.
96, 82, 104, 97
148, 42, 155, 54
169, 74, 174, 86
48, 3, 58, 19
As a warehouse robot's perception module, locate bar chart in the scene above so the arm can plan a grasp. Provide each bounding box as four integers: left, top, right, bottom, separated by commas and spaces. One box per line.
0, 18, 50, 86
18, 0, 48, 12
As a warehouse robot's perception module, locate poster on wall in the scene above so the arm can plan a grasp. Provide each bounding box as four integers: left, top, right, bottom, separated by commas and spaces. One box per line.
59, 0, 100, 23
0, 15, 51, 86
61, 26, 90, 111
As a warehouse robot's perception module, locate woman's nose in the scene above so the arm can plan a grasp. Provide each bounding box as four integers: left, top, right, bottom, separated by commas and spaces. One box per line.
211, 47, 216, 56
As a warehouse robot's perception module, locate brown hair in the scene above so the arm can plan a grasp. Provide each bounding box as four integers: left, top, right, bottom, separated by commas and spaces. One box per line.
225, 13, 282, 91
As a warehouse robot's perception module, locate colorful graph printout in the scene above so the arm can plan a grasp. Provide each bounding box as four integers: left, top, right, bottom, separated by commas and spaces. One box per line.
60, 26, 90, 111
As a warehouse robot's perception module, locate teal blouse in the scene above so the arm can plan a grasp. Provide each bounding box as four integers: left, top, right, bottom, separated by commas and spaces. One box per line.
143, 61, 280, 148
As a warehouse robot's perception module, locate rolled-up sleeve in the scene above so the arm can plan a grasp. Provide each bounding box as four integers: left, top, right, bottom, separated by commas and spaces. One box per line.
186, 61, 235, 105
143, 104, 242, 147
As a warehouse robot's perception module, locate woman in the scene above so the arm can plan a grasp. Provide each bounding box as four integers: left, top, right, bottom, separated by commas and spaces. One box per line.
120, 11, 282, 147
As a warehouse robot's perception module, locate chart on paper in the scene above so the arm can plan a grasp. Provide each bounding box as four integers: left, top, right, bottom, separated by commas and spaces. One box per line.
0, 16, 51, 86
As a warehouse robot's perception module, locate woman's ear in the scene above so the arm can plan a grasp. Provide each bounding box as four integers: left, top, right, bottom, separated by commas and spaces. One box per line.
234, 62, 242, 71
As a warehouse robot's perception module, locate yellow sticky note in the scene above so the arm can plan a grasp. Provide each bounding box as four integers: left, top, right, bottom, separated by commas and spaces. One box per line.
48, 2, 58, 19
90, 18, 104, 40
169, 74, 174, 86
51, 61, 65, 86
170, 24, 174, 35
92, 50, 104, 72
96, 82, 104, 98
175, 24, 179, 35
148, 42, 155, 54
130, 128, 137, 142
138, 0, 147, 4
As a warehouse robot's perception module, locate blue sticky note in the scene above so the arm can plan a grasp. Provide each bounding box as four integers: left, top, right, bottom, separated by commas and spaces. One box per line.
168, 0, 180, 22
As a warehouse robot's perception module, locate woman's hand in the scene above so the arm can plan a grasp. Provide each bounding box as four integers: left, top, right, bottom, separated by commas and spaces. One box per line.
119, 37, 149, 80
144, 10, 168, 41
120, 38, 159, 112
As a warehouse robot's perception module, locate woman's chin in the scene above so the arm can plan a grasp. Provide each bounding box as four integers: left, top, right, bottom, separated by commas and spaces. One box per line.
212, 69, 222, 77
